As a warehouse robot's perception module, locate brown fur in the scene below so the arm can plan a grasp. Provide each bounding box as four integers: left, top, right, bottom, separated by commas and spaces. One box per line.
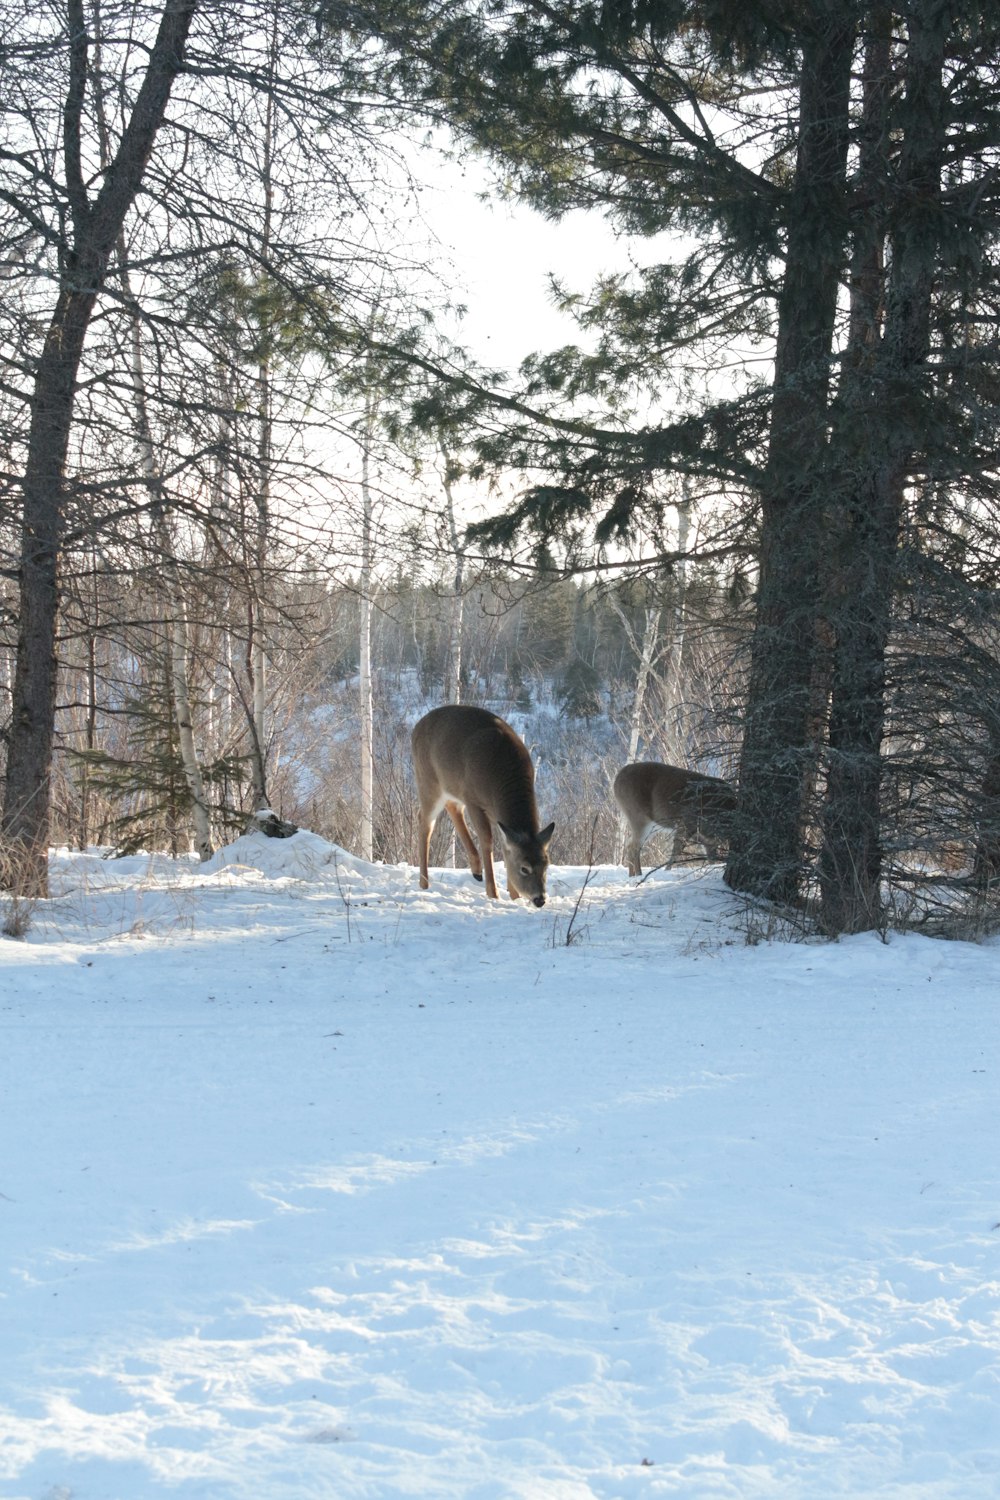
614, 761, 737, 877
412, 705, 555, 906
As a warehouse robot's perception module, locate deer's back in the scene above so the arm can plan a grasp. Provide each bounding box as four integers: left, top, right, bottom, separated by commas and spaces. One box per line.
615, 761, 736, 833
412, 705, 537, 820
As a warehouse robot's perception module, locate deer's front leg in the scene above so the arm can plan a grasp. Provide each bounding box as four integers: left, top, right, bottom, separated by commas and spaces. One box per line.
468, 806, 499, 898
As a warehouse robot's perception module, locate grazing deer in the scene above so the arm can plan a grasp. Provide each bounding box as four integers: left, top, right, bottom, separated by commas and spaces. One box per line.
412, 705, 555, 907
614, 761, 737, 877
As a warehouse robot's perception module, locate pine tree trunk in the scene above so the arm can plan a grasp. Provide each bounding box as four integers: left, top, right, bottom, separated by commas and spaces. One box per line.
819, 2, 945, 933
724, 11, 854, 907
974, 730, 1000, 887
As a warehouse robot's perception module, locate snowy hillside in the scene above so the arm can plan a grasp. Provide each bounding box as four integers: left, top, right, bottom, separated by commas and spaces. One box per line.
2, 833, 999, 1499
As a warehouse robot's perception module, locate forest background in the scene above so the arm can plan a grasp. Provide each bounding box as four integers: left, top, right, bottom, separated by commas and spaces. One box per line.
1, 0, 998, 938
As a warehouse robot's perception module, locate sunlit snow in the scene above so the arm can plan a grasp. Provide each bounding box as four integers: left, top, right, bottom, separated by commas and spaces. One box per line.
2, 832, 998, 1498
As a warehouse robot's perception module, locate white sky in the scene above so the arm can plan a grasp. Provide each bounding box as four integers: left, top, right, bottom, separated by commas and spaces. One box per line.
416, 149, 637, 372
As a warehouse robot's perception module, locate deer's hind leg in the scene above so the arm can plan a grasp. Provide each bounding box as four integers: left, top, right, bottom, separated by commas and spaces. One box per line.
445, 799, 484, 883
417, 802, 436, 890
624, 816, 650, 877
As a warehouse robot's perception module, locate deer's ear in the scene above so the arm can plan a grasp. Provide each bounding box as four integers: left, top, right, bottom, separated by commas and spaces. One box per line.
497, 821, 525, 846
538, 822, 555, 846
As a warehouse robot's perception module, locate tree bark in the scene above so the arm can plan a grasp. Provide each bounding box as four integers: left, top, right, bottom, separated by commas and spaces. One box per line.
660, 485, 692, 761
127, 296, 215, 863
724, 9, 855, 907
246, 0, 281, 814
443, 462, 465, 708
358, 394, 376, 862
819, 0, 946, 932
627, 606, 661, 764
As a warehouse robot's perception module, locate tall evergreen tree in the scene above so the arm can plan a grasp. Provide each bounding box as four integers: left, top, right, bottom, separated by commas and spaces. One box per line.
816, 0, 1000, 930
818, 1, 945, 931
724, 4, 854, 906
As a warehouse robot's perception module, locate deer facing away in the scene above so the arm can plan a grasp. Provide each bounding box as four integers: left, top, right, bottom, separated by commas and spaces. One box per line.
412, 705, 555, 906
614, 761, 737, 877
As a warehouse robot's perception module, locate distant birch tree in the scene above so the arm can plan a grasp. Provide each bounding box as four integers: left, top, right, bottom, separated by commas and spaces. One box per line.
441, 451, 466, 707
358, 384, 377, 861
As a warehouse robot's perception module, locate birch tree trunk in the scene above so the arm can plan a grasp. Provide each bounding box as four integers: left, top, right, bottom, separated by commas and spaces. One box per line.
245, 0, 280, 813
660, 485, 692, 761
79, 548, 100, 851
441, 457, 466, 868
358, 396, 376, 862
627, 608, 661, 764
443, 464, 465, 707
607, 589, 662, 866
211, 368, 237, 752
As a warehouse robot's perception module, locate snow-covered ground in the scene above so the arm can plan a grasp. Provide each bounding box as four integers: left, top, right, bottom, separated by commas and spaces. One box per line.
2, 832, 999, 1499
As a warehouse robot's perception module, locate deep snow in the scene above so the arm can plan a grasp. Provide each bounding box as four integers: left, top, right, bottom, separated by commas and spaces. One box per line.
2, 832, 999, 1499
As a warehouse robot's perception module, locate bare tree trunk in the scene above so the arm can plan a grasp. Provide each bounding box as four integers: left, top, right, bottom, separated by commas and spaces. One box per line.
210, 371, 237, 755
248, 609, 268, 807
443, 464, 465, 706
245, 0, 280, 813
127, 303, 215, 861
724, 10, 854, 907
0, 0, 198, 896
358, 398, 376, 862
438, 463, 466, 868
212, 618, 234, 751
612, 603, 660, 866
68, 529, 102, 852
630, 608, 661, 763
167, 598, 214, 860
659, 484, 692, 760
79, 547, 100, 851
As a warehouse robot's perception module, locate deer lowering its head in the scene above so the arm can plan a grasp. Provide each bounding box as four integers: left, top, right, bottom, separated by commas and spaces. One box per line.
412, 705, 555, 907
614, 761, 737, 877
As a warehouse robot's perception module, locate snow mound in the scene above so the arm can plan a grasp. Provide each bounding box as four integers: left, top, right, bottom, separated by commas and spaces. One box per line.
205, 827, 371, 882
